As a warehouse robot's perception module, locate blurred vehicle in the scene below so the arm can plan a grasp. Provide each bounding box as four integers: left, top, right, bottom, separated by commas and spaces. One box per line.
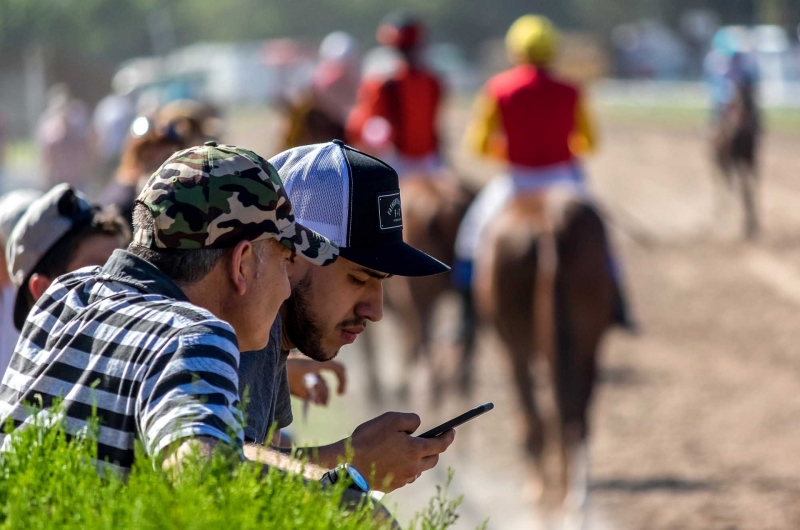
611, 19, 689, 79
111, 40, 317, 112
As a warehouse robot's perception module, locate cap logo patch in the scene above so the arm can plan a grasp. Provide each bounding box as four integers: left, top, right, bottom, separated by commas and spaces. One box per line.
377, 192, 403, 231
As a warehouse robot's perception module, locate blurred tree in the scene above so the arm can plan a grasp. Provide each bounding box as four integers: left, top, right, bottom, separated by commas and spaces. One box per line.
2, 0, 799, 65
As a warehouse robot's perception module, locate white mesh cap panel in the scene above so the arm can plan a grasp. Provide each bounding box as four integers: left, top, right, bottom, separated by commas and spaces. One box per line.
268, 143, 351, 247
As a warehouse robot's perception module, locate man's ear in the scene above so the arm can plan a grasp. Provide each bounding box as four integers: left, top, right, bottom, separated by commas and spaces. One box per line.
228, 240, 253, 296
287, 255, 310, 288
28, 274, 53, 301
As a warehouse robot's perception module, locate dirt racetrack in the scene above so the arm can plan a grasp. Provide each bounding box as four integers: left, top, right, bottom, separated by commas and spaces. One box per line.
229, 105, 800, 529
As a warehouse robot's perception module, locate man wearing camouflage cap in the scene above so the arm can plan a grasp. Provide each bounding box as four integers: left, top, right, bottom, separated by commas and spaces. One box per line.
0, 142, 337, 474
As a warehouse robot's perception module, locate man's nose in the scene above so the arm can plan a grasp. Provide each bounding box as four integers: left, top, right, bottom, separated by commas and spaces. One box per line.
356, 283, 384, 322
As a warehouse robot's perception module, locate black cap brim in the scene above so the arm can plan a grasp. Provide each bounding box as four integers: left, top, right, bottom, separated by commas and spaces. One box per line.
339, 242, 450, 277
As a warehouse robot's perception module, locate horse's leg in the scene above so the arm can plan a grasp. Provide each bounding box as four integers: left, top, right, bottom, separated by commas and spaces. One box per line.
360, 325, 384, 406
713, 160, 733, 228
397, 318, 422, 404
457, 287, 478, 397
387, 277, 423, 404
740, 162, 759, 240
507, 341, 547, 502
421, 309, 446, 407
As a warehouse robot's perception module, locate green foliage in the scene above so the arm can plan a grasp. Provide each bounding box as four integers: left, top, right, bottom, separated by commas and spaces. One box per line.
0, 410, 482, 530
406, 469, 488, 530
0, 407, 477, 530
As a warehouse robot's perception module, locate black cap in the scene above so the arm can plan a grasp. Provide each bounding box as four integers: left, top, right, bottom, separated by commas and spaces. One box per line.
268, 141, 450, 277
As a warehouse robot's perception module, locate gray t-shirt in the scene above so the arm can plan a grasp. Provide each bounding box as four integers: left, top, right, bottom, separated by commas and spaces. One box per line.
238, 314, 293, 445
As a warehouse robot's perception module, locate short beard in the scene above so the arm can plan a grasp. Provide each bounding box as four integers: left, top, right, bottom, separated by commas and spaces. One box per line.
283, 273, 331, 361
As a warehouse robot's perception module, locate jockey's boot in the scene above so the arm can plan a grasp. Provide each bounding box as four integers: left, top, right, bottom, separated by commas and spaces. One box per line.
613, 281, 638, 334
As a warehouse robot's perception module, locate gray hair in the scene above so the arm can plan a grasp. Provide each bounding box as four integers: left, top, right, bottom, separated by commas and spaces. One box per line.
128, 203, 226, 285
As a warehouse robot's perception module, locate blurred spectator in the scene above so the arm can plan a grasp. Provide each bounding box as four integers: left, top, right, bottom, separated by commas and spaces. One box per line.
155, 99, 222, 146
35, 84, 94, 190
0, 190, 43, 378
99, 117, 185, 224
93, 88, 137, 178
6, 184, 130, 333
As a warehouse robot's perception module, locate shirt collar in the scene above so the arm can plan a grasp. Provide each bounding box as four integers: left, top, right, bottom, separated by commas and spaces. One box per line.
98, 249, 190, 302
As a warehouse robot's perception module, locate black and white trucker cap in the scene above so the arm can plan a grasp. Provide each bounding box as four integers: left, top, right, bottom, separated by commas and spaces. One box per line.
268, 140, 449, 277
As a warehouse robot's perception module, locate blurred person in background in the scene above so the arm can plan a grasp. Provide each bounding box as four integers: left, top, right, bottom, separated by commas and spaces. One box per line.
35, 84, 94, 191
93, 87, 137, 179
0, 190, 43, 378
453, 14, 633, 329
99, 116, 185, 224
346, 13, 445, 177
282, 32, 361, 148
6, 184, 130, 333
155, 99, 223, 147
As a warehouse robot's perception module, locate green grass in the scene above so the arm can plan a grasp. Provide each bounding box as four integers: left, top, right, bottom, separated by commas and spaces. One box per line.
0, 406, 479, 530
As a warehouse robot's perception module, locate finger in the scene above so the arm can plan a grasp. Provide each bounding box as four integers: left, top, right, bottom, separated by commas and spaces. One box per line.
415, 429, 455, 456
319, 360, 347, 394
326, 361, 347, 394
314, 380, 329, 405
386, 412, 421, 434
418, 453, 440, 473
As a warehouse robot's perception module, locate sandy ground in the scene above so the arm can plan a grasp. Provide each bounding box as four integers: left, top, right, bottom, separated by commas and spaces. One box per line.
281, 108, 800, 530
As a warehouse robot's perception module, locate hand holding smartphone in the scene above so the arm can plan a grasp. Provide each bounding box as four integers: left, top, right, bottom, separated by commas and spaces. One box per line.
416, 402, 494, 438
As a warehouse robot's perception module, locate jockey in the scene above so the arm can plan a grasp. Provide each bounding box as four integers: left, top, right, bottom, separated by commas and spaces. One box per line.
453, 14, 634, 329
313, 31, 361, 126
283, 32, 360, 149
346, 13, 444, 177
704, 29, 759, 123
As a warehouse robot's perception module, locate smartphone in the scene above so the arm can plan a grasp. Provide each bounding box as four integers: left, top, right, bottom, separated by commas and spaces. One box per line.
416, 402, 494, 438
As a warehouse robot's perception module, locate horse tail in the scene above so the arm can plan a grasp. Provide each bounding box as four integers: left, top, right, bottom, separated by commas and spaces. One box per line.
533, 227, 558, 365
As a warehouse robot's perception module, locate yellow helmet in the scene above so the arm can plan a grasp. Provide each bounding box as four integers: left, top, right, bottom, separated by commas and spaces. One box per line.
506, 15, 559, 65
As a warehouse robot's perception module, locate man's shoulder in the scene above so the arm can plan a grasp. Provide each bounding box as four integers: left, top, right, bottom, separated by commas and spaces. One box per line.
36, 270, 235, 343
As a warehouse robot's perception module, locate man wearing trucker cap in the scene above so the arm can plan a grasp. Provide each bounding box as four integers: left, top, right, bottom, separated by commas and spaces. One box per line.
0, 142, 338, 474
240, 140, 456, 492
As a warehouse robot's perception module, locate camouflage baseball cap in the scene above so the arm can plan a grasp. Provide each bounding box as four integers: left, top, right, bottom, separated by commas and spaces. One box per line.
133, 142, 338, 265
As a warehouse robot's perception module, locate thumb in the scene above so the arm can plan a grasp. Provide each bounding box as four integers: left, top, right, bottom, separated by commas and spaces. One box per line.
385, 412, 421, 434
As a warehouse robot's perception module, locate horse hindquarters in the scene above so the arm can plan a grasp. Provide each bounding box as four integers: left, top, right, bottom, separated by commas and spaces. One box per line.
480, 197, 615, 507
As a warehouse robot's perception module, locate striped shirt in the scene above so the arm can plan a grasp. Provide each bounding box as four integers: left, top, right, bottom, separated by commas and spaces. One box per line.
0, 249, 244, 471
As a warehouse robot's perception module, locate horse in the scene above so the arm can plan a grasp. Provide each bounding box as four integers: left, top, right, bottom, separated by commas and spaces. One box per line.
361, 175, 474, 404
712, 79, 761, 240
474, 189, 615, 514
281, 92, 346, 150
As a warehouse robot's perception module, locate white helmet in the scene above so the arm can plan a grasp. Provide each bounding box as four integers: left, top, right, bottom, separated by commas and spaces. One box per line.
319, 31, 359, 63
